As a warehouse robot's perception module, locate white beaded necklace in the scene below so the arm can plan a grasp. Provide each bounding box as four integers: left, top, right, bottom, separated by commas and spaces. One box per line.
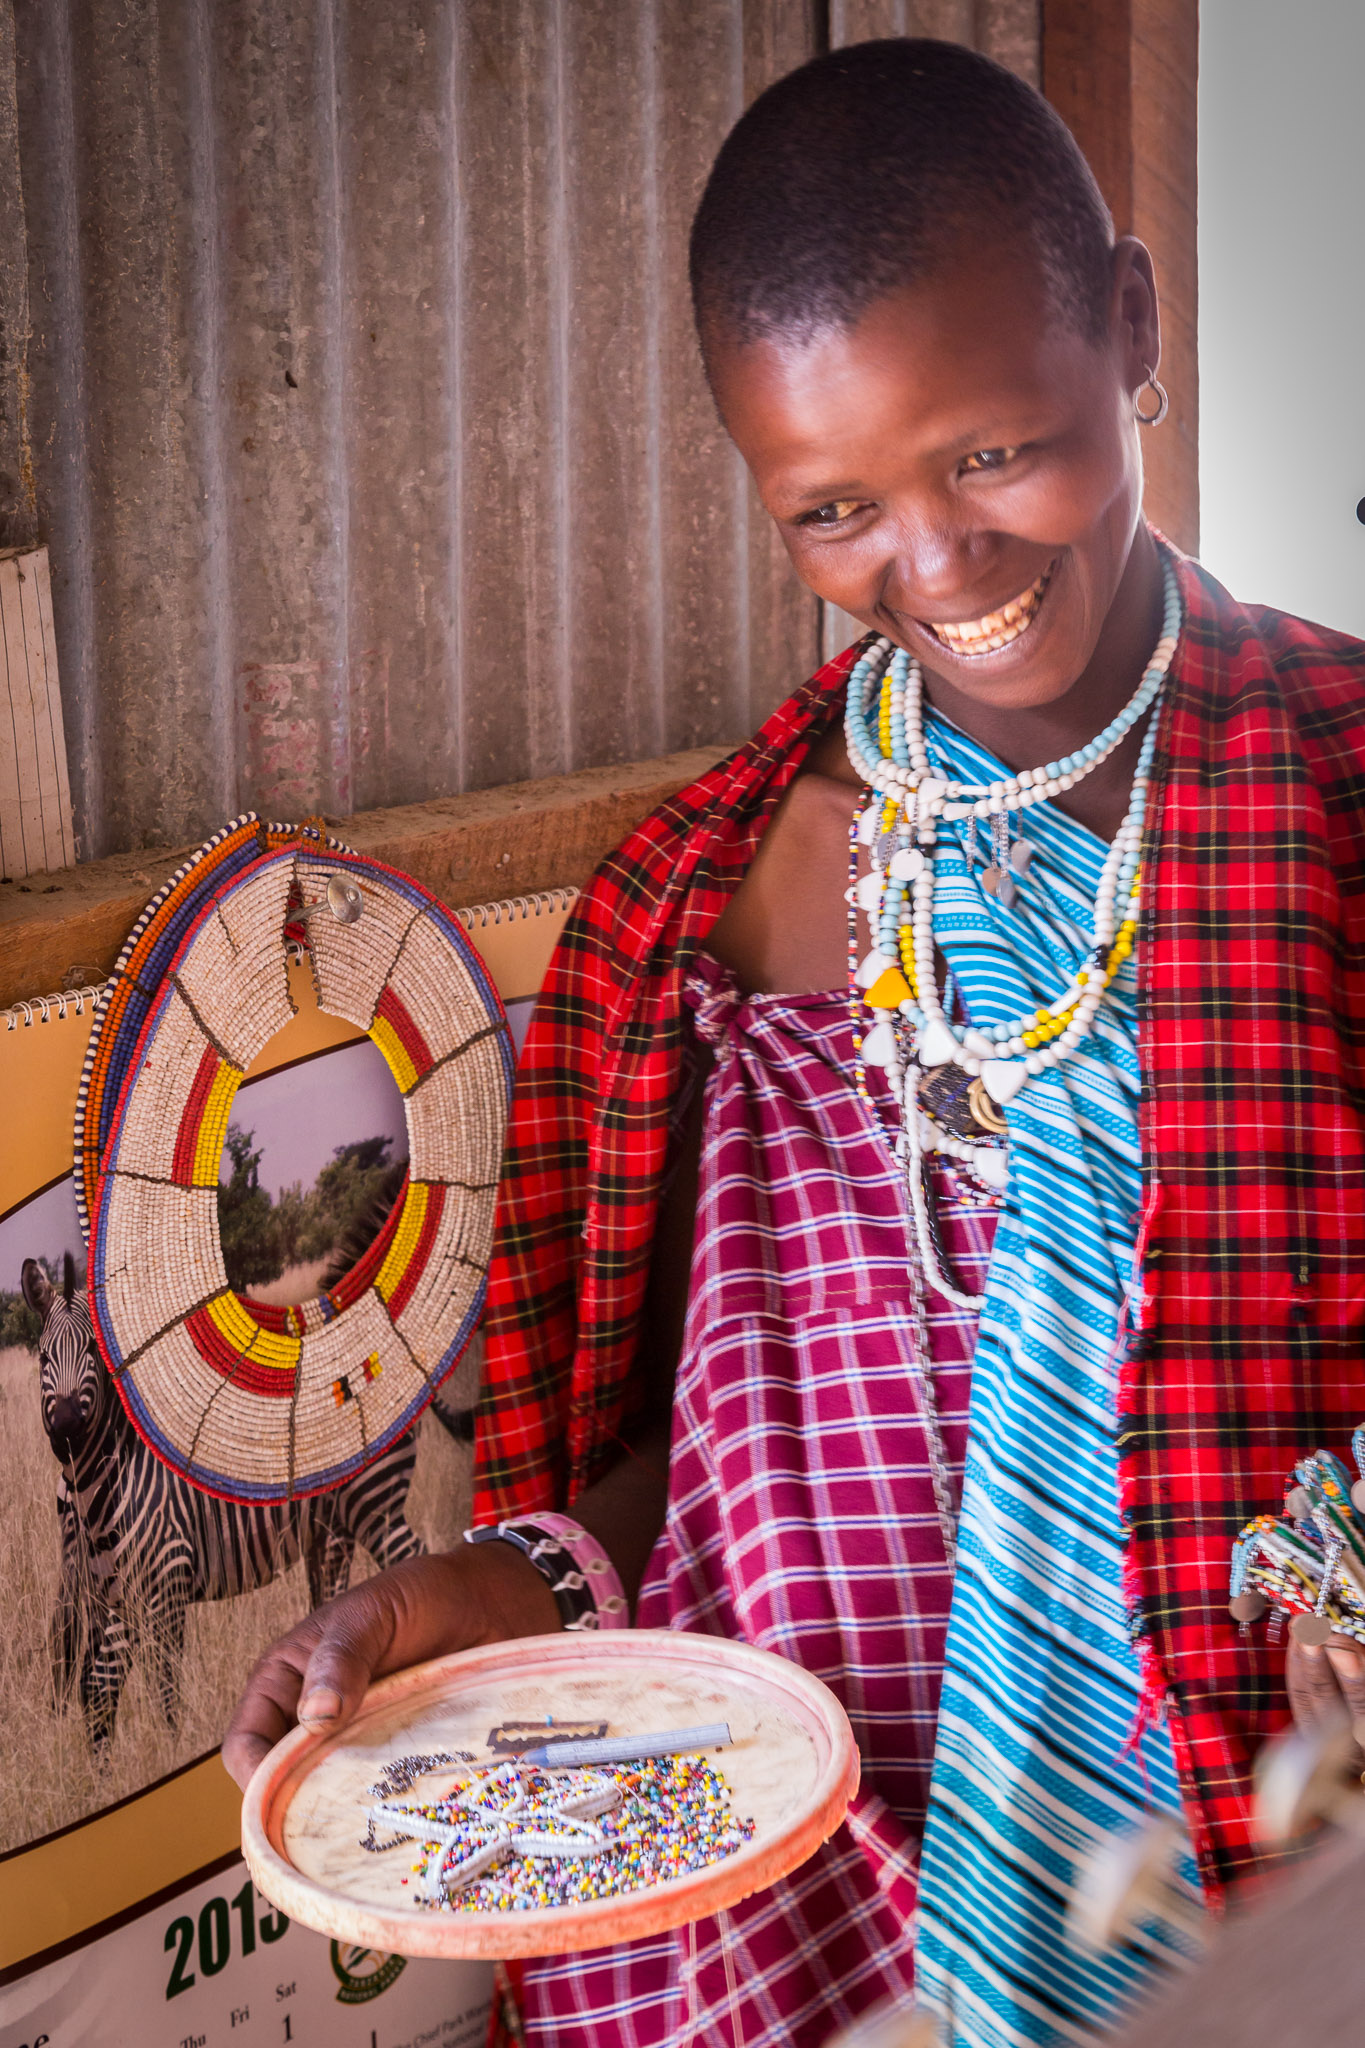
845, 558, 1183, 1309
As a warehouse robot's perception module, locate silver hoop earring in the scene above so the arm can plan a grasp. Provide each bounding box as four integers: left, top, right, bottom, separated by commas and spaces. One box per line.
1134, 367, 1169, 426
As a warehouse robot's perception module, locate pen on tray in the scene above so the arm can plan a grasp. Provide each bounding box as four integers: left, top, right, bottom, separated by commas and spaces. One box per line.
519, 1722, 733, 1768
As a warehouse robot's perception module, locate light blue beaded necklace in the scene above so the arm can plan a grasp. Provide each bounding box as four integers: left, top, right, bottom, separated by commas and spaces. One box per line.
844, 559, 1182, 807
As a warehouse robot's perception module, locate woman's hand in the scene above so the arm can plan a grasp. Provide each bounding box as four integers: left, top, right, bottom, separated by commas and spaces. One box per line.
1285, 1629, 1365, 1740
222, 1065, 695, 1796
221, 1541, 558, 1790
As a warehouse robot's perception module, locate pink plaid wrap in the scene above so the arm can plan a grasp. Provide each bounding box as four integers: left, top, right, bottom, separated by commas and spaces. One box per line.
523, 959, 996, 2046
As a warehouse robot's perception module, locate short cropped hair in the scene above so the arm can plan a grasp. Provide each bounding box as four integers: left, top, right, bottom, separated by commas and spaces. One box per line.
690, 39, 1114, 351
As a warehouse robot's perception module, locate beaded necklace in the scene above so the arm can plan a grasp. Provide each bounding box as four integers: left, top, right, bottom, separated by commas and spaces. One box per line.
844, 557, 1183, 1312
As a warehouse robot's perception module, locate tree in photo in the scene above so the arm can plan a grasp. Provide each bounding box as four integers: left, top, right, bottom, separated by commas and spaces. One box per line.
217, 1127, 284, 1292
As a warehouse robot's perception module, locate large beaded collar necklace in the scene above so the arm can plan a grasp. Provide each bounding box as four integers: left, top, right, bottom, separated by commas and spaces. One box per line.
843, 557, 1183, 1312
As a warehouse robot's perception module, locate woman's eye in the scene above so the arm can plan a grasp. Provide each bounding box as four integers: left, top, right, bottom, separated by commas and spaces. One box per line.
801, 499, 865, 528
959, 446, 1019, 475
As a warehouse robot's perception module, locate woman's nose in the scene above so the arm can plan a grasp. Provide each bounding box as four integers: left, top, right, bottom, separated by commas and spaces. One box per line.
879, 519, 987, 618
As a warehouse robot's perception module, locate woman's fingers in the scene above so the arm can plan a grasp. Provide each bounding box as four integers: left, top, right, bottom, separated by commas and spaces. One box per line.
1285, 1632, 1365, 1737
222, 1576, 410, 1789
222, 1624, 325, 1788
291, 1583, 401, 1735
221, 1546, 560, 1792
1325, 1638, 1365, 1730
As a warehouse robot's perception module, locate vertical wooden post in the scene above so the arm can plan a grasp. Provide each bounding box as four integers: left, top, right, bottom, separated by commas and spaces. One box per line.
0, 546, 74, 879
1042, 0, 1199, 555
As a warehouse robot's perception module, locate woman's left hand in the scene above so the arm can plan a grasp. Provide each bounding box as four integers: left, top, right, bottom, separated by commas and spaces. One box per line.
1285, 1630, 1365, 1737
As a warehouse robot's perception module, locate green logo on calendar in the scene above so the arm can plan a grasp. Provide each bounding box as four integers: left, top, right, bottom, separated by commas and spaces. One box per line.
330, 1939, 408, 2003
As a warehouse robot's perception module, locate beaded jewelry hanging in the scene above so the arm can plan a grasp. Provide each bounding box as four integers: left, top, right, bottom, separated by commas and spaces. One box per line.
1229, 1427, 1365, 1650
845, 558, 1183, 1311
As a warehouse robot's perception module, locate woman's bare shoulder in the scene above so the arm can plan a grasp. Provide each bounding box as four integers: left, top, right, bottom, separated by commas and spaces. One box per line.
705, 734, 860, 997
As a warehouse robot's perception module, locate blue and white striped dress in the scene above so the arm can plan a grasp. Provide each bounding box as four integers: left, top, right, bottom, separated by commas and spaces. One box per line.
911, 709, 1201, 2046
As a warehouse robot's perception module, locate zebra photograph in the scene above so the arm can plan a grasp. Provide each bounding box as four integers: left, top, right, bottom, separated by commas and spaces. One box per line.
23, 1250, 425, 1750
0, 1130, 479, 1853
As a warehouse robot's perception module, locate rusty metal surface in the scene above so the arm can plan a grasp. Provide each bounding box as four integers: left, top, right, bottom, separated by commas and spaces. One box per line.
1, 0, 1037, 862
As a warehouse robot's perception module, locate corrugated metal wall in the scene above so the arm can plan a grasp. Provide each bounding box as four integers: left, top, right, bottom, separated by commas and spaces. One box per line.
0, 0, 1036, 863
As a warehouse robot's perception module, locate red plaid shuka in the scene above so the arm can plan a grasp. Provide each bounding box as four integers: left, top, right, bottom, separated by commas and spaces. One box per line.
474, 547, 1365, 1902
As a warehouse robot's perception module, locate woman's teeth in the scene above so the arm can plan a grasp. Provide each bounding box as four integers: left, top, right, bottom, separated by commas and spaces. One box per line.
925, 569, 1050, 656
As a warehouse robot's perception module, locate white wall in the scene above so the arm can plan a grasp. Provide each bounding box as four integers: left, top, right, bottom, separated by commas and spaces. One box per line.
1198, 0, 1365, 636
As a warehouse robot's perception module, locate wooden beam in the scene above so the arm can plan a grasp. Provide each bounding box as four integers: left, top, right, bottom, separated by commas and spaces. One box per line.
1042, 0, 1199, 555
0, 745, 732, 1012
1040, 0, 1135, 227
1131, 0, 1199, 557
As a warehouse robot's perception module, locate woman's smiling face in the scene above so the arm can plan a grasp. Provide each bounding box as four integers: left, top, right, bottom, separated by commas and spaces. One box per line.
706, 235, 1162, 717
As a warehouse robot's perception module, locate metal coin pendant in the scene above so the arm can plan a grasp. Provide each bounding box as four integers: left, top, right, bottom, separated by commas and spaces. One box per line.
917, 1063, 1011, 1143
966, 1079, 1009, 1136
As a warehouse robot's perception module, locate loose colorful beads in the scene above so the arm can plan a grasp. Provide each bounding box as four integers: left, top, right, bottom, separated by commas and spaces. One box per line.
362, 1753, 756, 1912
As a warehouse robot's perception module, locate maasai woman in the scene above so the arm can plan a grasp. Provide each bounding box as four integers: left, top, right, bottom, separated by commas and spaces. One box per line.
226, 40, 1365, 2048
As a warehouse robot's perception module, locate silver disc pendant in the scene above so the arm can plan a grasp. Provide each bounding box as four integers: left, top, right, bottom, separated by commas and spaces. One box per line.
982, 865, 1016, 908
